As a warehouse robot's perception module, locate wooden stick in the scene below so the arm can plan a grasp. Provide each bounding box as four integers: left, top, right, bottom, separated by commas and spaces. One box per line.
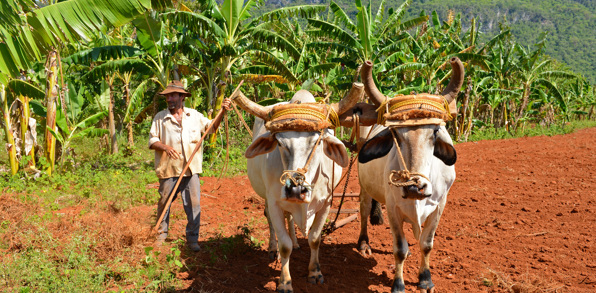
153, 81, 244, 232
329, 208, 359, 214
333, 213, 358, 229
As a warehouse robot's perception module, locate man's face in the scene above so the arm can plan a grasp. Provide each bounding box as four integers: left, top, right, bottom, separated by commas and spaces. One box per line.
166, 93, 184, 110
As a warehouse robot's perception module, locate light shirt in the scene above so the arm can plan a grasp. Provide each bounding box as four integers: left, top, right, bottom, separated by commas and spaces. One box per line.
149, 107, 211, 179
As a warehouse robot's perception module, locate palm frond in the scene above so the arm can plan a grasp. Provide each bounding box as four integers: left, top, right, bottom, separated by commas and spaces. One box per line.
477, 30, 510, 54
165, 11, 226, 42
252, 50, 298, 84
124, 79, 150, 123
62, 46, 143, 65
380, 0, 411, 36
540, 71, 577, 80
245, 28, 300, 60
307, 19, 361, 49
297, 63, 338, 80
329, 1, 356, 32
386, 62, 427, 75
7, 79, 45, 100
536, 78, 566, 111
254, 5, 326, 23
82, 59, 152, 80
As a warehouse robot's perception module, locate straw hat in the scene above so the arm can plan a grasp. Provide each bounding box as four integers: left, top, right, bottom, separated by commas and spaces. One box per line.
158, 80, 191, 97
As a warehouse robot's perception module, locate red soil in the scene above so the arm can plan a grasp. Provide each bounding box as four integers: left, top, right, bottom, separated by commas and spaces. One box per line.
4, 128, 594, 292
166, 127, 595, 292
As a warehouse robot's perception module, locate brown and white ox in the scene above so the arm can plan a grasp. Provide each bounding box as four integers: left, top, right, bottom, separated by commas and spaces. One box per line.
356, 58, 464, 293
232, 83, 364, 293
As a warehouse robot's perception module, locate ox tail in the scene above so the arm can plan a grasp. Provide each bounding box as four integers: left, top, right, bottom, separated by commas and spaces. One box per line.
370, 199, 384, 225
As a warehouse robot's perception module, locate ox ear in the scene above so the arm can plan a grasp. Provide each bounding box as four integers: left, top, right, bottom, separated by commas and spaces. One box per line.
359, 128, 393, 164
245, 132, 277, 158
434, 127, 457, 166
323, 135, 349, 167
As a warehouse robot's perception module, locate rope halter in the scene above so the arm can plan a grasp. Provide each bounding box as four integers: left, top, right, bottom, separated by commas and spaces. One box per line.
378, 94, 451, 194
267, 102, 336, 196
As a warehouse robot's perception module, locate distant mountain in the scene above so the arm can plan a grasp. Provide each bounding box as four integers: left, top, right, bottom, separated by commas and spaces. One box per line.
254, 0, 596, 83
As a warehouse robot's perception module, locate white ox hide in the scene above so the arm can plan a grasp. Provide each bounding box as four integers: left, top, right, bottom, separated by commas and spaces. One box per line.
245, 91, 346, 293
357, 124, 456, 293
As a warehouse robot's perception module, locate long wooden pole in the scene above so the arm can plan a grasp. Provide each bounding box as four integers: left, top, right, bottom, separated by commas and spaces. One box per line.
153, 81, 244, 232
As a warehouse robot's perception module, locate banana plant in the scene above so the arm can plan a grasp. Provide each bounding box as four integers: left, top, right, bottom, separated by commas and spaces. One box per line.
168, 0, 326, 145
1, 83, 18, 174
0, 0, 172, 79
47, 111, 108, 168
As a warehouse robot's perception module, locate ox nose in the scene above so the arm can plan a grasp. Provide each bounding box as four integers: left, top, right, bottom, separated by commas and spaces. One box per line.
404, 182, 429, 199
285, 181, 308, 201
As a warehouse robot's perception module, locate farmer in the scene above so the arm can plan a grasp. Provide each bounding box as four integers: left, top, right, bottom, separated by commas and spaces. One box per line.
149, 80, 231, 252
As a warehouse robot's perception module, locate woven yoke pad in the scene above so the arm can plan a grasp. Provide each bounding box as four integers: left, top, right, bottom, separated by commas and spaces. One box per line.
383, 93, 451, 123
265, 103, 335, 133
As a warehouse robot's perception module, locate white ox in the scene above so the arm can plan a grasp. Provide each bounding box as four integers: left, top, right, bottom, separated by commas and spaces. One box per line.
232, 83, 363, 293
356, 58, 464, 293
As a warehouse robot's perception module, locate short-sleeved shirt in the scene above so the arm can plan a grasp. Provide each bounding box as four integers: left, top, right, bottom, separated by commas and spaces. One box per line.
149, 107, 211, 179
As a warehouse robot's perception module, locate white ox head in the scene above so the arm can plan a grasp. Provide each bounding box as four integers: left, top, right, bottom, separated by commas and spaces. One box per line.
358, 57, 463, 199
359, 125, 456, 199
234, 84, 363, 202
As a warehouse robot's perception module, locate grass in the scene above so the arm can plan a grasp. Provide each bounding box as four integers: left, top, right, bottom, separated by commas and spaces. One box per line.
464, 120, 596, 142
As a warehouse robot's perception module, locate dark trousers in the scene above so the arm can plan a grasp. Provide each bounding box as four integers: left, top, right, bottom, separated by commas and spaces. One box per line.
156, 174, 201, 243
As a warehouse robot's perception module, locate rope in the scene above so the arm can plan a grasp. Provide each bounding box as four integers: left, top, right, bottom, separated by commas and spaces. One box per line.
278, 129, 325, 191
231, 101, 253, 137
324, 120, 375, 233
387, 128, 430, 188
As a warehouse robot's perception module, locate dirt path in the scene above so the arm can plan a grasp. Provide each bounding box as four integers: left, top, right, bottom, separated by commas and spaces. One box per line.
166, 127, 595, 292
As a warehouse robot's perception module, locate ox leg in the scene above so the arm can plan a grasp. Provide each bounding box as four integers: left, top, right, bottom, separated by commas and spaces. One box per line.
285, 212, 300, 250
358, 191, 373, 256
417, 200, 446, 293
387, 208, 409, 293
307, 204, 330, 285
268, 201, 294, 293
265, 202, 279, 260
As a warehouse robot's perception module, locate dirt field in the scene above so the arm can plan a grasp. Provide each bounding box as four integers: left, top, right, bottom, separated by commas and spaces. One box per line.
174, 127, 595, 292
4, 128, 594, 292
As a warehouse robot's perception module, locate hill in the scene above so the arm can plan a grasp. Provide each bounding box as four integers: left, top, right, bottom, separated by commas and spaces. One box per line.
255, 0, 596, 83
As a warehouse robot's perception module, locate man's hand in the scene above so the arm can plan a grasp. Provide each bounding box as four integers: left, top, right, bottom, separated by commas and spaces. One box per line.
164, 145, 181, 160
222, 98, 232, 111
150, 142, 181, 159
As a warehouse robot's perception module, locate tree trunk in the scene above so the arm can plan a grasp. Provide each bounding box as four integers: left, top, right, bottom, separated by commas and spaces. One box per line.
1, 84, 18, 175
514, 84, 530, 130
108, 80, 118, 154
45, 50, 59, 176
19, 94, 35, 168
124, 82, 133, 146
459, 77, 472, 140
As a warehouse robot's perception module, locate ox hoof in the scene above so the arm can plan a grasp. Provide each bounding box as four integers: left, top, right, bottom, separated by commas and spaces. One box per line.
307, 273, 324, 285
277, 281, 293, 293
391, 278, 406, 293
359, 244, 372, 257
293, 244, 300, 250
419, 288, 435, 293
268, 250, 279, 260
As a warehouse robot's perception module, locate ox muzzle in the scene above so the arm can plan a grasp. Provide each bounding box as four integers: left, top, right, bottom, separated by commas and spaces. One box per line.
282, 171, 312, 203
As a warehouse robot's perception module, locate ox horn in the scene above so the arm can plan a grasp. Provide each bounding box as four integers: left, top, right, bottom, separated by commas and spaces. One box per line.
441, 57, 465, 104
331, 82, 364, 115
360, 60, 385, 107
231, 90, 269, 121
